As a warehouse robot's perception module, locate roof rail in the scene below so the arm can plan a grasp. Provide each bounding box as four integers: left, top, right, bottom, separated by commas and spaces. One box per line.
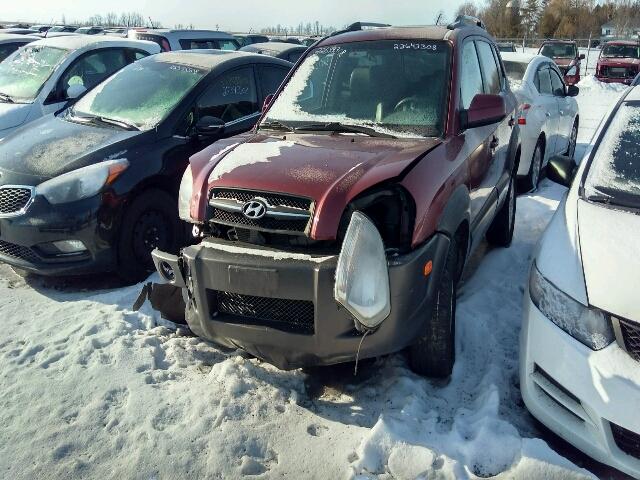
447, 15, 486, 31
329, 21, 391, 37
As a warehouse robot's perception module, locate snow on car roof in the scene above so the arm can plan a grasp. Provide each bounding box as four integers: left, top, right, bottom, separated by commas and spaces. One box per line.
29, 34, 154, 51
241, 42, 305, 54
151, 50, 282, 70
0, 33, 39, 43
500, 52, 538, 64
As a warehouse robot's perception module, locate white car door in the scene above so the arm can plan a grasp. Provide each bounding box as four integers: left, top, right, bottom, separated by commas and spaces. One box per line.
550, 67, 573, 154
534, 65, 560, 156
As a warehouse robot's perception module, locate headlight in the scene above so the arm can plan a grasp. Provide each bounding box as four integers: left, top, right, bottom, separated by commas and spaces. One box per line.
529, 263, 614, 350
334, 211, 391, 330
178, 165, 193, 222
567, 65, 577, 76
36, 159, 129, 205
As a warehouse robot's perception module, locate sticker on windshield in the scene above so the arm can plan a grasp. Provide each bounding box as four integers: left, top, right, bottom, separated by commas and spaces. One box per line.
394, 43, 439, 51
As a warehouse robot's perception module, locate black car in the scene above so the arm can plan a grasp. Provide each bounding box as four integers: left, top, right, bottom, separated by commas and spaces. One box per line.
234, 34, 270, 47
0, 51, 292, 280
0, 34, 38, 62
240, 42, 307, 63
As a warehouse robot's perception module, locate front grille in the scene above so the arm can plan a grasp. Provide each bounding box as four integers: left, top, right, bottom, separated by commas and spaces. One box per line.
211, 290, 315, 334
618, 318, 640, 361
0, 240, 39, 263
213, 189, 312, 211
212, 208, 310, 233
602, 65, 637, 79
611, 423, 640, 459
0, 187, 32, 215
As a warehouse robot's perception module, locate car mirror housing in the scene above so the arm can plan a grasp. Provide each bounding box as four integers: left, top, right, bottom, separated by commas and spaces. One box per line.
567, 85, 579, 97
461, 94, 507, 130
262, 94, 274, 113
195, 116, 225, 137
547, 155, 577, 188
66, 84, 87, 100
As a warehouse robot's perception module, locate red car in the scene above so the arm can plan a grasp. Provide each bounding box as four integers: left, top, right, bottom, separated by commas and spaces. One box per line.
538, 40, 584, 85
596, 40, 640, 85
152, 18, 521, 378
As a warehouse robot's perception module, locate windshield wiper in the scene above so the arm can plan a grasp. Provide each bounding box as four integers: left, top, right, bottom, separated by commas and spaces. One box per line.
0, 92, 14, 104
294, 122, 396, 138
94, 116, 140, 131
259, 120, 294, 132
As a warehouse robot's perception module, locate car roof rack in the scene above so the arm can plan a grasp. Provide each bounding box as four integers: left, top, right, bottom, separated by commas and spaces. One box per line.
447, 15, 486, 31
329, 22, 391, 37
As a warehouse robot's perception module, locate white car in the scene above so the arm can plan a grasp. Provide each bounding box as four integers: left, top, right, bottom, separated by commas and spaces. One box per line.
0, 35, 160, 139
520, 86, 640, 477
128, 29, 240, 52
502, 53, 580, 190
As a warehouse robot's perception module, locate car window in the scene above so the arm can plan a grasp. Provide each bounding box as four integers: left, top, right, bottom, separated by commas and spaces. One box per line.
602, 44, 640, 59
0, 44, 21, 63
133, 50, 149, 61
217, 40, 239, 51
180, 39, 217, 50
61, 49, 128, 97
461, 41, 484, 109
259, 66, 289, 98
550, 69, 565, 96
138, 34, 171, 52
476, 41, 501, 94
197, 67, 259, 123
536, 67, 553, 94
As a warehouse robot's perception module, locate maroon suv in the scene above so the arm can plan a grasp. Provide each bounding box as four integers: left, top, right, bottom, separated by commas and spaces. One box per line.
539, 40, 584, 85
152, 19, 521, 378
596, 41, 640, 84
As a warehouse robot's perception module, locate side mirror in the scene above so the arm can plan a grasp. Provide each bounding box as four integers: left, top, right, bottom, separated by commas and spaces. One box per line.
262, 94, 274, 113
195, 116, 225, 137
66, 84, 87, 100
579, 53, 586, 60
461, 94, 507, 130
567, 85, 579, 97
547, 155, 577, 188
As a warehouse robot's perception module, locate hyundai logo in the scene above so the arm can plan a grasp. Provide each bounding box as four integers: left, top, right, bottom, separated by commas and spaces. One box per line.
242, 198, 268, 220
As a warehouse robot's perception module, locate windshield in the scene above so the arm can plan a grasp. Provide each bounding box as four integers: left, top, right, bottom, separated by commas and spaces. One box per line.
584, 103, 640, 208
0, 45, 68, 103
263, 40, 450, 138
602, 44, 639, 59
71, 58, 206, 130
503, 60, 528, 85
540, 43, 576, 59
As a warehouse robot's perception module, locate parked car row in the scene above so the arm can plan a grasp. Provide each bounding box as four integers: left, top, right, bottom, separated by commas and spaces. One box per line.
2, 16, 638, 479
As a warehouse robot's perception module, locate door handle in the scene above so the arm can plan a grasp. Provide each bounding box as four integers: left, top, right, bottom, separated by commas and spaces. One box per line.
489, 136, 499, 150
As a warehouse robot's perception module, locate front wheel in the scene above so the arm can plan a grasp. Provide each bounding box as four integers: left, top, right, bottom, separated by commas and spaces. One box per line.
486, 174, 516, 247
117, 189, 181, 283
409, 238, 457, 378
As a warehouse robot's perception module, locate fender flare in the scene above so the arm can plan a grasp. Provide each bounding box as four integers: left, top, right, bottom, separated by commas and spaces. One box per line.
435, 183, 471, 256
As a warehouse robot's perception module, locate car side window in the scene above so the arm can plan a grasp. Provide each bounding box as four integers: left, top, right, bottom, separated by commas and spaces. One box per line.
550, 69, 565, 96
133, 50, 150, 61
460, 41, 484, 110
60, 49, 128, 98
217, 40, 239, 51
476, 41, 501, 95
537, 67, 553, 95
258, 66, 289, 98
180, 39, 217, 50
197, 67, 259, 123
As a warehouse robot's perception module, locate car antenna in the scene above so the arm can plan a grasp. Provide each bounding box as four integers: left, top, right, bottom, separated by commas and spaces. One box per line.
44, 17, 53, 38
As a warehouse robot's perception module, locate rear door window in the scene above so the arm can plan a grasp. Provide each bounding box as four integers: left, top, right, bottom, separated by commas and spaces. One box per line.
536, 67, 553, 94
138, 34, 171, 52
180, 39, 216, 50
550, 69, 565, 96
216, 40, 239, 51
460, 41, 484, 109
476, 40, 501, 94
197, 67, 259, 122
258, 65, 289, 98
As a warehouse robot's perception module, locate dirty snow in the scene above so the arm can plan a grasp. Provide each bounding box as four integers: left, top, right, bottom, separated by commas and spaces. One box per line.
0, 76, 631, 479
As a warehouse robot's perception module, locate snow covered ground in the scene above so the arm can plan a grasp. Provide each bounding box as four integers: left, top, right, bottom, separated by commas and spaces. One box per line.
0, 77, 630, 479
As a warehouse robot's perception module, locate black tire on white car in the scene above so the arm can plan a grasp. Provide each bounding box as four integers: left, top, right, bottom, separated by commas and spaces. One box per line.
409, 237, 457, 378
521, 141, 544, 193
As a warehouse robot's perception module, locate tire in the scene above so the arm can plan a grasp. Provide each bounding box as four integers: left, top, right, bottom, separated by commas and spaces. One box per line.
520, 141, 544, 192
566, 119, 578, 159
409, 237, 457, 378
486, 174, 516, 247
117, 189, 181, 283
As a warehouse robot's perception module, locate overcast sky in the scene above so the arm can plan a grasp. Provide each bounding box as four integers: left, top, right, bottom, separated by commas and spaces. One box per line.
1, 0, 468, 32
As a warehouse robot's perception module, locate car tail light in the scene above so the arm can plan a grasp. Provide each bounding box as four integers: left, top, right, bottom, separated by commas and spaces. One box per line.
517, 103, 531, 125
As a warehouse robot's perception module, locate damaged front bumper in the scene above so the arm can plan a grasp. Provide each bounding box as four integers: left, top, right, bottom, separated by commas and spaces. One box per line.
152, 234, 449, 370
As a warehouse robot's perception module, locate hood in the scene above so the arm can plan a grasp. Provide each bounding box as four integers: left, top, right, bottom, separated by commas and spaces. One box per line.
577, 199, 640, 321
552, 58, 575, 67
0, 103, 32, 137
597, 57, 640, 67
191, 133, 441, 240
0, 114, 142, 185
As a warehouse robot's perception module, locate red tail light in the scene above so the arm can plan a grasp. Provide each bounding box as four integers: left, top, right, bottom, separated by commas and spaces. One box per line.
517, 103, 531, 125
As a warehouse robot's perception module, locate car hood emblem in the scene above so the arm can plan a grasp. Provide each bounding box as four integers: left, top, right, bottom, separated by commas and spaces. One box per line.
242, 199, 268, 219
